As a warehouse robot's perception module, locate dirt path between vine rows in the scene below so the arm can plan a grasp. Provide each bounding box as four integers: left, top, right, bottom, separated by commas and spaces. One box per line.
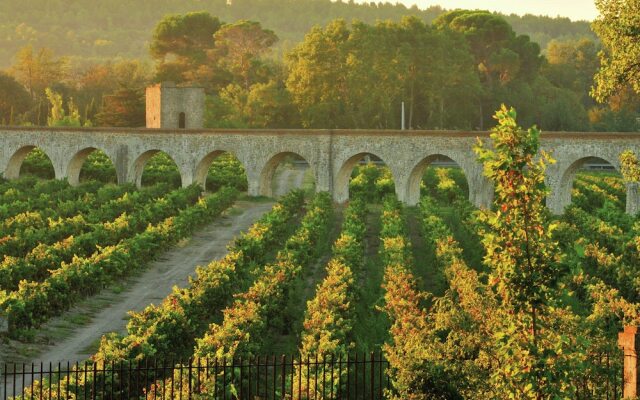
0, 200, 276, 397
1, 200, 274, 365
0, 168, 318, 397
0, 168, 312, 366
0, 168, 309, 395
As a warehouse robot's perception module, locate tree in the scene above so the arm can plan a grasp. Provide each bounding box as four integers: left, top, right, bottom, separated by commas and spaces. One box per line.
214, 20, 278, 90
286, 17, 480, 129
474, 105, 581, 397
286, 19, 351, 128
10, 45, 66, 98
95, 87, 145, 127
532, 77, 590, 131
150, 12, 223, 86
0, 72, 32, 125
76, 60, 151, 101
45, 88, 82, 127
9, 45, 68, 126
592, 0, 640, 103
0, 0, 598, 68
543, 38, 600, 109
433, 10, 541, 84
434, 10, 514, 81
434, 11, 542, 129
206, 78, 298, 129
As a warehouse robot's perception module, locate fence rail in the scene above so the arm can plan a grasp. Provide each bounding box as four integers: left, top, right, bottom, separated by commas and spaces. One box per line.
2, 353, 390, 400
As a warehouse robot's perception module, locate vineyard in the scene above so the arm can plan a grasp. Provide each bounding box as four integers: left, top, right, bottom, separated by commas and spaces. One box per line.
2, 113, 640, 399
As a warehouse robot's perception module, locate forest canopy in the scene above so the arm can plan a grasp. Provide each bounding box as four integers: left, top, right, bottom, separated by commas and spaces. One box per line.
0, 0, 596, 68
0, 1, 637, 132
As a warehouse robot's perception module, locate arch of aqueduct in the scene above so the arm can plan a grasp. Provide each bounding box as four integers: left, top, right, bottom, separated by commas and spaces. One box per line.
1, 126, 639, 215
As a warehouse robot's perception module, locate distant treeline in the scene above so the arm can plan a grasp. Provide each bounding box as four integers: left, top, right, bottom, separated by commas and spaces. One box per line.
0, 0, 596, 67
1, 7, 637, 133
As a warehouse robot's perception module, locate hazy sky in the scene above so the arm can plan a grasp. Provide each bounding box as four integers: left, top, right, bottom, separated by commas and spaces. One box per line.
395, 0, 599, 21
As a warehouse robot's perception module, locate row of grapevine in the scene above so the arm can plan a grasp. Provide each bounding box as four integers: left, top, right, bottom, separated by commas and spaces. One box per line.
0, 183, 169, 260
578, 173, 626, 199
0, 183, 133, 238
0, 187, 238, 333
378, 196, 435, 400
557, 183, 638, 398
571, 174, 630, 227
0, 176, 51, 196
562, 173, 630, 239
0, 177, 91, 203
575, 173, 626, 202
421, 167, 468, 204
0, 182, 117, 225
0, 184, 197, 291
560, 217, 640, 304
573, 178, 625, 211
419, 197, 497, 398
349, 163, 395, 202
565, 174, 639, 397
556, 181, 640, 302
129, 193, 334, 398
297, 197, 368, 397
561, 206, 629, 252
193, 192, 334, 360
0, 179, 112, 220
15, 191, 308, 400
94, 190, 306, 363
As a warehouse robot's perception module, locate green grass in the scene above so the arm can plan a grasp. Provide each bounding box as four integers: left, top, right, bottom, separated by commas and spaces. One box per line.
351, 205, 389, 354
261, 204, 343, 355
111, 283, 126, 294
240, 193, 273, 202
405, 206, 447, 297
63, 314, 92, 326
436, 204, 486, 271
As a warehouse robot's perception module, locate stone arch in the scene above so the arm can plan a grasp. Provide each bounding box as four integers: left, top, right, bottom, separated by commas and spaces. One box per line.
406, 153, 473, 206
129, 149, 185, 188
194, 149, 247, 191
258, 151, 315, 197
334, 151, 395, 203
66, 147, 119, 186
4, 145, 57, 180
548, 155, 620, 214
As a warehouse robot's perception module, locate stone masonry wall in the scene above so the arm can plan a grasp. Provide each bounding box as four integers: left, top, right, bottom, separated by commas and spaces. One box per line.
146, 82, 205, 129
1, 127, 640, 214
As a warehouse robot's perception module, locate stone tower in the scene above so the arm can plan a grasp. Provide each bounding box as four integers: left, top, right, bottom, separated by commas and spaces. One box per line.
145, 82, 205, 129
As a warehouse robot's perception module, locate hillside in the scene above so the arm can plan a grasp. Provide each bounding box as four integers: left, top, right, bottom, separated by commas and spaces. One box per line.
0, 0, 596, 67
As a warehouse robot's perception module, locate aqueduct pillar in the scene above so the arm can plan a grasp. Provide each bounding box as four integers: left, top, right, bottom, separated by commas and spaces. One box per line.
626, 183, 640, 215
2, 128, 640, 216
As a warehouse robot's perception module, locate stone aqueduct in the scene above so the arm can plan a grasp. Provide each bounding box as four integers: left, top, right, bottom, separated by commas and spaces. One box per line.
1, 126, 640, 215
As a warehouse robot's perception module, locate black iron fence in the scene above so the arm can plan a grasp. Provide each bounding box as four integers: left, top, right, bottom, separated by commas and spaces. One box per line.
2, 353, 390, 400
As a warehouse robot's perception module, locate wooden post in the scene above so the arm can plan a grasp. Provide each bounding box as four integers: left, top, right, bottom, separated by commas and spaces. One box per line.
619, 326, 640, 398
